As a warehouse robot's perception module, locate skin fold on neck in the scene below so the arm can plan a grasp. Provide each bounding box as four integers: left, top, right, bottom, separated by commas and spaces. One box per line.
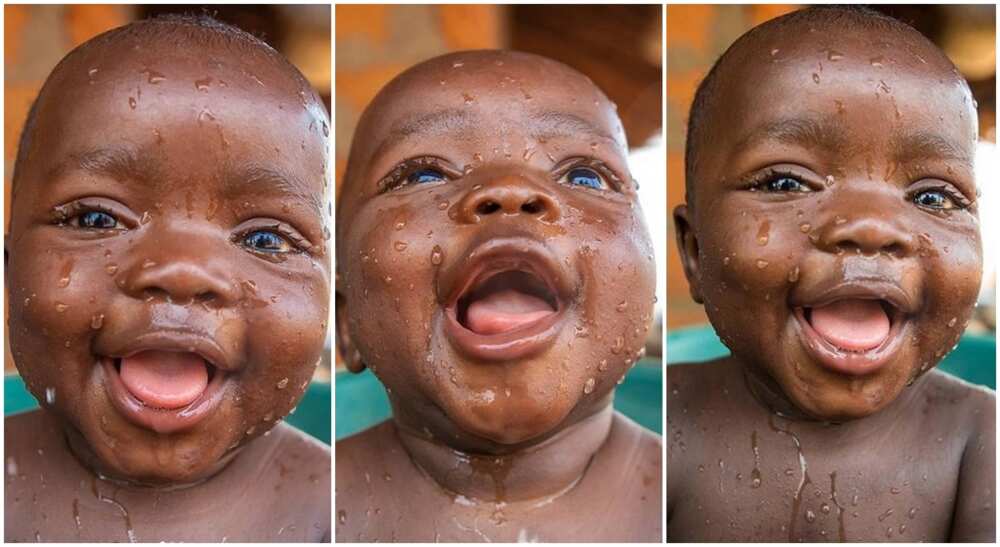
394, 401, 614, 504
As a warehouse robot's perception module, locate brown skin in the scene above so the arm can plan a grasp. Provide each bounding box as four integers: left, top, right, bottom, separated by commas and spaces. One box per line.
5, 30, 330, 541
336, 50, 660, 541
670, 20, 994, 541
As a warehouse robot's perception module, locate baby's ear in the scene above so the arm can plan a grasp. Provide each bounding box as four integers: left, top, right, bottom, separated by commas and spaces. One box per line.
335, 290, 366, 373
673, 204, 704, 304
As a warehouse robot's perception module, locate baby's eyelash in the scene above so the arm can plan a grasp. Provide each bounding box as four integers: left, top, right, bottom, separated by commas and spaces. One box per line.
377, 156, 459, 194
551, 157, 628, 192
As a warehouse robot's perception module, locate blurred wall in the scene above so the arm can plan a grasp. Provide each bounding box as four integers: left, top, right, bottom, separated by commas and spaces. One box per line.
666, 4, 997, 330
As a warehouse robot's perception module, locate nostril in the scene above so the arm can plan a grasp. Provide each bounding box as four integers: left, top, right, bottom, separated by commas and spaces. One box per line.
521, 199, 544, 215
477, 200, 501, 216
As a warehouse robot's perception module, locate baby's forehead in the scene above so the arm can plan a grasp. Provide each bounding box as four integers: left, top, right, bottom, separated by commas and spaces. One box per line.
357, 52, 626, 162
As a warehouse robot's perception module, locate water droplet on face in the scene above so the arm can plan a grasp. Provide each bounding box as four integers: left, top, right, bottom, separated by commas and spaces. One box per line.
437, 201, 449, 210
907, 507, 917, 519
276, 378, 288, 389
90, 314, 104, 330
805, 510, 816, 522
430, 245, 444, 265
141, 259, 157, 269
583, 378, 596, 394
598, 359, 609, 371
87, 68, 99, 83
820, 503, 831, 514
452, 61, 464, 68
756, 220, 770, 246
787, 266, 800, 283
394, 220, 406, 231
58, 276, 70, 288
834, 216, 847, 225
812, 73, 821, 84
870, 56, 885, 68
6, 457, 17, 477
826, 50, 844, 61
947, 317, 957, 327
611, 336, 625, 354
55, 303, 69, 313
878, 508, 894, 521
756, 260, 769, 269
105, 264, 118, 275
393, 241, 408, 252
45, 387, 56, 404
616, 301, 628, 313
462, 92, 475, 104
195, 77, 212, 91
338, 510, 346, 524
128, 97, 137, 109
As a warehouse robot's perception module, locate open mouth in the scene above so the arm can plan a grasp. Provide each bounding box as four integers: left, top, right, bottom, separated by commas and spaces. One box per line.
457, 270, 559, 336
794, 297, 909, 376
102, 349, 228, 434
442, 240, 573, 362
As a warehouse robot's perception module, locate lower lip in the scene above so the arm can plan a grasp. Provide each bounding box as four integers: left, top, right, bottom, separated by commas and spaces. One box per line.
793, 308, 908, 376
101, 357, 228, 434
443, 306, 567, 362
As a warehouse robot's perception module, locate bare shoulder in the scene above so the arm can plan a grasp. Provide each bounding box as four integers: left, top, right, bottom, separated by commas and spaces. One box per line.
273, 421, 331, 467
920, 369, 995, 438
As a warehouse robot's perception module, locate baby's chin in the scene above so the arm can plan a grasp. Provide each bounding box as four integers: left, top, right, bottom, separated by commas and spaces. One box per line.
772, 359, 917, 422
71, 403, 247, 485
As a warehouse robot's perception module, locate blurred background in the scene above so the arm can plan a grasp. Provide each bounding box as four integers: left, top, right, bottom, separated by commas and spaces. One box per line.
3, 4, 332, 442
335, 4, 665, 439
666, 4, 996, 387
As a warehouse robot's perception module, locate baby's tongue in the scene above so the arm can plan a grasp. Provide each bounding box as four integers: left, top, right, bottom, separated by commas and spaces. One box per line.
466, 289, 555, 335
809, 299, 890, 351
119, 351, 209, 409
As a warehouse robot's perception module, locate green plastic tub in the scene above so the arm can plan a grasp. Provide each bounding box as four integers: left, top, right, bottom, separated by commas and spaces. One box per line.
666, 325, 996, 389
335, 357, 664, 440
4, 375, 331, 445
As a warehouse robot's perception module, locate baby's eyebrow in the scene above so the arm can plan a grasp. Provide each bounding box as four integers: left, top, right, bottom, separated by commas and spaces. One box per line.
528, 111, 615, 142
53, 146, 156, 183
377, 109, 474, 157
224, 164, 324, 217
895, 132, 972, 165
735, 117, 848, 154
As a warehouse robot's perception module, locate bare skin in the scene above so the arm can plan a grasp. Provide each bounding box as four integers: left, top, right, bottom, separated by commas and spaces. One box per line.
670, 13, 994, 542
5, 21, 330, 541
336, 50, 661, 542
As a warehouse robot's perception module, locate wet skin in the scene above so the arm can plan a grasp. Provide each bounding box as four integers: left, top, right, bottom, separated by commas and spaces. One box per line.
5, 31, 331, 540
670, 21, 994, 541
336, 50, 660, 541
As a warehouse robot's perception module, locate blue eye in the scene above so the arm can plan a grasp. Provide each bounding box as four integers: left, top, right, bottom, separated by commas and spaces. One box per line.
407, 169, 446, 184
77, 211, 118, 229
914, 190, 955, 210
243, 230, 291, 253
566, 168, 604, 189
765, 176, 809, 193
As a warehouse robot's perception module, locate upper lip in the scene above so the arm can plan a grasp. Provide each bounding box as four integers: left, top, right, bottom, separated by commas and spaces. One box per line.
97, 329, 237, 372
790, 278, 918, 315
438, 237, 575, 310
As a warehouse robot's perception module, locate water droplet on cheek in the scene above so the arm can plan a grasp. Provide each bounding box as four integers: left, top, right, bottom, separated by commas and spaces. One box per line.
90, 314, 105, 330
128, 97, 137, 110
276, 378, 288, 389
55, 303, 69, 313
430, 245, 444, 266
812, 73, 821, 84
45, 387, 56, 405
393, 241, 408, 252
756, 260, 769, 269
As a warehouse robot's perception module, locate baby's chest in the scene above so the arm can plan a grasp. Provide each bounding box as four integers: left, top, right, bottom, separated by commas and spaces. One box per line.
669, 433, 961, 542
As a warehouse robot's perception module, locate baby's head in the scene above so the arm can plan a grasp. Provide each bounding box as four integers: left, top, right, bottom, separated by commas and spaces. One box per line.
675, 7, 981, 420
6, 16, 330, 484
337, 50, 655, 451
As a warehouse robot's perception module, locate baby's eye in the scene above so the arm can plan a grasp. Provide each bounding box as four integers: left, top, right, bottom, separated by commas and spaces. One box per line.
407, 169, 446, 185
77, 211, 119, 229
913, 189, 956, 210
764, 176, 810, 193
564, 167, 605, 189
243, 230, 292, 253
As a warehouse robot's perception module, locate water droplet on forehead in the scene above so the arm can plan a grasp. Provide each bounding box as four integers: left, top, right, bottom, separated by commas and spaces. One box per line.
812, 73, 821, 85
195, 77, 212, 92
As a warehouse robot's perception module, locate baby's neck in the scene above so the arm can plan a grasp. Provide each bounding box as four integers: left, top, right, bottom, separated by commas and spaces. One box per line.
395, 403, 614, 504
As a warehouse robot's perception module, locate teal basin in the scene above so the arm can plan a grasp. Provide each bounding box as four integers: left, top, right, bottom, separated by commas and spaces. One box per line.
666, 325, 996, 389
335, 358, 664, 440
4, 375, 331, 445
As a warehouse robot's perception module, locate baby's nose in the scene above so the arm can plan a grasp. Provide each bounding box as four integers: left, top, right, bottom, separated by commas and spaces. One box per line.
455, 174, 561, 224
123, 251, 239, 305
814, 200, 918, 257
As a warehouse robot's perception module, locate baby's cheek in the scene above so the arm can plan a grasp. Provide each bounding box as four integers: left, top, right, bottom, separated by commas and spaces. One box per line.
918, 225, 982, 368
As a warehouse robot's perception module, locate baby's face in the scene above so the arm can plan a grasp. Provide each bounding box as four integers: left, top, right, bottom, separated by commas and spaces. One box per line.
7, 37, 330, 483
684, 29, 981, 420
338, 51, 655, 448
